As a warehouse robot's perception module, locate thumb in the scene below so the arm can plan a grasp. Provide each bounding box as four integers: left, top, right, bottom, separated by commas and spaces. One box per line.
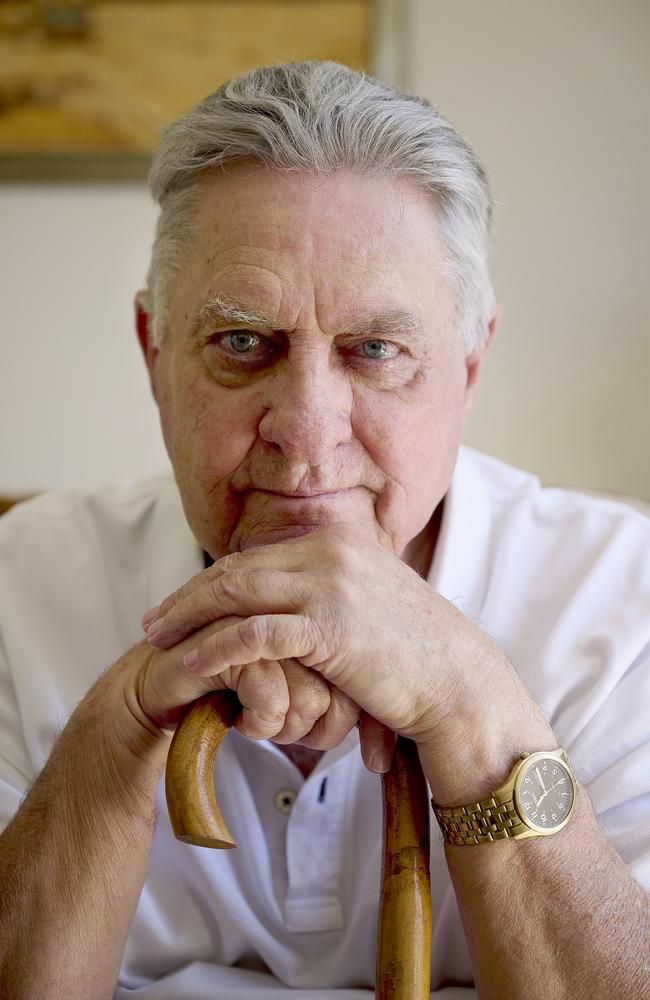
358, 711, 397, 774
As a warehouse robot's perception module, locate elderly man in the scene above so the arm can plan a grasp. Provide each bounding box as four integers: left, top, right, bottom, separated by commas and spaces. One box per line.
0, 62, 648, 999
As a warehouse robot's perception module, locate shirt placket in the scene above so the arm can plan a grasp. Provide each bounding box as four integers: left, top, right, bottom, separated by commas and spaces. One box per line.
282, 756, 350, 933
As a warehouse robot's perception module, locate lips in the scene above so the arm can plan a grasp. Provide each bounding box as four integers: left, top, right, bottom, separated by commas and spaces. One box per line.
230, 486, 376, 550
242, 487, 359, 499
253, 489, 349, 501
244, 488, 361, 519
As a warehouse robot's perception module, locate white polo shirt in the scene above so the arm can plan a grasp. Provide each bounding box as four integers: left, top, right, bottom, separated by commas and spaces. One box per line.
1, 447, 648, 999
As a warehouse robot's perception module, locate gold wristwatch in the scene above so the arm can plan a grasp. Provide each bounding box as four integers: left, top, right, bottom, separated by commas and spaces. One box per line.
432, 748, 577, 846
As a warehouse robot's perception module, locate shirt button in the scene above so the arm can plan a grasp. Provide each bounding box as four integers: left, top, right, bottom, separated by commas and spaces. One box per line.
274, 789, 296, 814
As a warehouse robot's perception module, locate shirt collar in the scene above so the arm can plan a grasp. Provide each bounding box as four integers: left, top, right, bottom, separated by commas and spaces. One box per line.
147, 472, 204, 612
427, 446, 493, 623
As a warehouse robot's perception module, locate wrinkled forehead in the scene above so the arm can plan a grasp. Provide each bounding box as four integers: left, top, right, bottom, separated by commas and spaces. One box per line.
172, 163, 452, 331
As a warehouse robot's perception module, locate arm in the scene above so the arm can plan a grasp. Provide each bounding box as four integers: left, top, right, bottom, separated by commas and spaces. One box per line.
0, 645, 169, 1000
0, 617, 358, 999
446, 794, 650, 1000
418, 724, 650, 1000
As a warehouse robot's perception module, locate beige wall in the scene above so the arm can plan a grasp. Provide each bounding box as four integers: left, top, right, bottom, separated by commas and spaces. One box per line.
0, 183, 167, 492
405, 0, 650, 499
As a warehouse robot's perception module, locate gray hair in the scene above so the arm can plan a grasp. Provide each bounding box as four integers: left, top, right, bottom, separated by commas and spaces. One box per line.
146, 60, 494, 351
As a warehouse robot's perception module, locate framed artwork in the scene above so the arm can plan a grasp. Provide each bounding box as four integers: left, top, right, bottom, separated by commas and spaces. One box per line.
0, 0, 400, 179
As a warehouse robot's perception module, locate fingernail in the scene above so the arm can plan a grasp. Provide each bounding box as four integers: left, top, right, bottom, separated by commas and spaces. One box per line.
370, 751, 391, 774
183, 649, 199, 670
145, 618, 163, 640
142, 608, 161, 629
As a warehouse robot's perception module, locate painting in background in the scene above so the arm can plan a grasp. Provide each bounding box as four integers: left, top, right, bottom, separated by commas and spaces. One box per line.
0, 0, 373, 178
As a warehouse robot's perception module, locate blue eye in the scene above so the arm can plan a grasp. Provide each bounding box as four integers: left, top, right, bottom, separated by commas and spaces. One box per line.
361, 339, 397, 359
228, 332, 259, 353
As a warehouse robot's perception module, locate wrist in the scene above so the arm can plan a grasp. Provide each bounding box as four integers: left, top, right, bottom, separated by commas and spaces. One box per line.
416, 654, 556, 805
82, 644, 171, 799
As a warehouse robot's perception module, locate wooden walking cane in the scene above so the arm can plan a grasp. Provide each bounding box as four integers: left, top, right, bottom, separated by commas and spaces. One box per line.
165, 691, 432, 998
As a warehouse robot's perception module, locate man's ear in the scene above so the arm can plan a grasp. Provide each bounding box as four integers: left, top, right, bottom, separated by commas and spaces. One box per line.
134, 290, 161, 402
463, 303, 502, 418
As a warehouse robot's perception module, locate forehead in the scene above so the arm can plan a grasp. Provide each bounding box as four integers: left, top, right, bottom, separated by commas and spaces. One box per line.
175, 163, 450, 328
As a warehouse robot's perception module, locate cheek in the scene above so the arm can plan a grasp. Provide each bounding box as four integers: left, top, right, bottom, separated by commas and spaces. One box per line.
158, 372, 261, 553
354, 373, 467, 539
161, 371, 258, 479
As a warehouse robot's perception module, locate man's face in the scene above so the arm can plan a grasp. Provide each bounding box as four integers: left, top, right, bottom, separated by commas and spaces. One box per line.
141, 164, 492, 561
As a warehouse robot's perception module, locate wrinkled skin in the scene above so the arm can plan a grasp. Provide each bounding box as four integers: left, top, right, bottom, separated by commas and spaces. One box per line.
133, 164, 528, 778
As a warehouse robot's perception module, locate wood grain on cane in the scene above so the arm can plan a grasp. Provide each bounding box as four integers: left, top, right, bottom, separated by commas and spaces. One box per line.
377, 737, 432, 999
165, 691, 240, 849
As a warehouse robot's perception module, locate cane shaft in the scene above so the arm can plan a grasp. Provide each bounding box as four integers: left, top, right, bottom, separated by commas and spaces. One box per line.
376, 736, 432, 999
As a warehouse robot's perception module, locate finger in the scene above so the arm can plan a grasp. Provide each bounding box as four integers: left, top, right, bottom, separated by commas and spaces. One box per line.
183, 614, 319, 676
135, 615, 246, 728
233, 660, 292, 741
146, 569, 310, 649
141, 538, 313, 629
268, 659, 332, 745
358, 711, 397, 773
297, 685, 361, 751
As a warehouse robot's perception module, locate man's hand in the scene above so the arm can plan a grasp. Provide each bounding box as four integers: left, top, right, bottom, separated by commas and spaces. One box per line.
140, 524, 555, 798
126, 618, 361, 756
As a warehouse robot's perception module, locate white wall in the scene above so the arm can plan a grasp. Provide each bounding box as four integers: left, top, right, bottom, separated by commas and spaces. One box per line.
405, 0, 650, 499
0, 183, 169, 492
1, 0, 649, 498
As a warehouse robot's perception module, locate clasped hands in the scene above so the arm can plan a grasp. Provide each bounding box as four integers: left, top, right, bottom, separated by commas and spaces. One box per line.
135, 524, 546, 792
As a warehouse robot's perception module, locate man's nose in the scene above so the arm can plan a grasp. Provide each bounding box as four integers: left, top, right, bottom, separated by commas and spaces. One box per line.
257, 354, 353, 464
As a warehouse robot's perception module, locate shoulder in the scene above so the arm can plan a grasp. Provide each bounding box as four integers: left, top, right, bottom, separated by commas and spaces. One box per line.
459, 446, 650, 566
452, 448, 650, 670
0, 470, 174, 531
0, 470, 185, 655
0, 471, 174, 565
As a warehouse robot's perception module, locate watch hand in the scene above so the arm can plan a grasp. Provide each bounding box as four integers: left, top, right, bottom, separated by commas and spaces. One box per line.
535, 780, 566, 810
535, 766, 547, 793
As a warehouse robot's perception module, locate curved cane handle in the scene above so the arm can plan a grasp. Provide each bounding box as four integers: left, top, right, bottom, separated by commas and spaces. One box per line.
376, 736, 432, 1000
165, 691, 240, 849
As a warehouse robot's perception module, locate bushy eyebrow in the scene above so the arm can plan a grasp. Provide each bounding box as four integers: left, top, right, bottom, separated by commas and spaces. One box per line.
195, 293, 424, 343
344, 311, 424, 342
196, 294, 275, 333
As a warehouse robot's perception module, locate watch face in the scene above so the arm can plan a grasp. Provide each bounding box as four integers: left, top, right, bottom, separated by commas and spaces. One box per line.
516, 754, 575, 832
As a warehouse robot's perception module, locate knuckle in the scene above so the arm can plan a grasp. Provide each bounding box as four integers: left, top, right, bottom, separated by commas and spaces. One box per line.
217, 569, 247, 602
239, 616, 267, 655
301, 614, 341, 667
214, 552, 239, 574
209, 574, 224, 605
252, 704, 286, 726
290, 686, 330, 725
